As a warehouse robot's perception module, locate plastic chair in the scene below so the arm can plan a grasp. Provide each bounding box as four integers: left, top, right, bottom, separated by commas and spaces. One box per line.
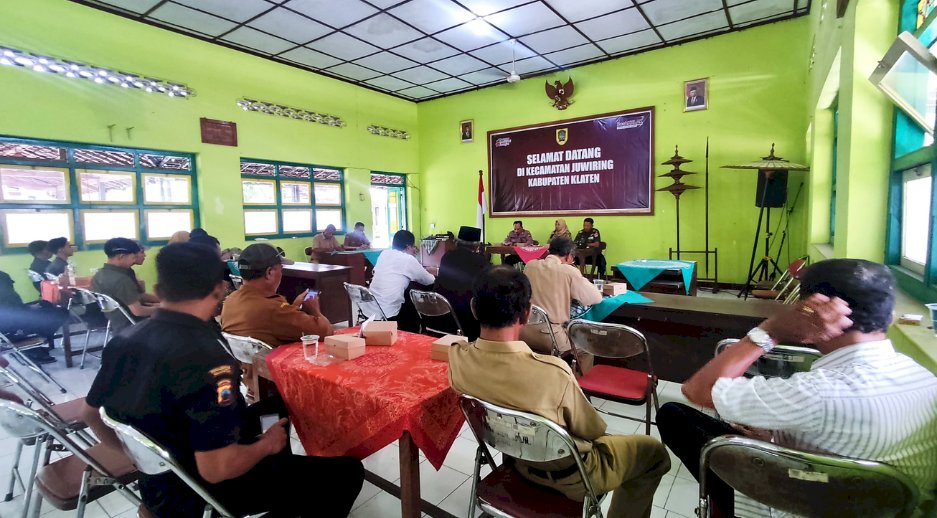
0, 400, 141, 518
343, 282, 388, 324
527, 304, 561, 357
566, 320, 659, 435
459, 395, 606, 518
714, 339, 822, 379
99, 407, 254, 518
0, 332, 68, 394
93, 292, 137, 346
698, 435, 919, 518
408, 290, 463, 337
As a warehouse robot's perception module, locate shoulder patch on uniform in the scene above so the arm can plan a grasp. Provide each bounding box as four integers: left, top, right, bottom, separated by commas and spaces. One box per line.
216, 379, 234, 406
209, 365, 233, 377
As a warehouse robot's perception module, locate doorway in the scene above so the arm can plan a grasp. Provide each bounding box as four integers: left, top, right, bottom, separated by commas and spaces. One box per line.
370, 183, 406, 249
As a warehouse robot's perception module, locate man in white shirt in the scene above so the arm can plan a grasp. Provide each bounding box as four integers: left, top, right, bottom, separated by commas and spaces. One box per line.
521, 237, 602, 373
369, 230, 435, 332
658, 259, 937, 518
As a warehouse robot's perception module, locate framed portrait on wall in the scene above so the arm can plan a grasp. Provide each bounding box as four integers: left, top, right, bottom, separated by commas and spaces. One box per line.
460, 120, 473, 143
684, 78, 708, 112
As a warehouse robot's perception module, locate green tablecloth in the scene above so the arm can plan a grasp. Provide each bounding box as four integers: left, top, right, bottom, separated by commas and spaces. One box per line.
616, 259, 695, 294
580, 292, 653, 322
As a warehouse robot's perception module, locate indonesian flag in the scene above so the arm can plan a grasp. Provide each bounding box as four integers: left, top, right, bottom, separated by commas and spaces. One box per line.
477, 175, 486, 241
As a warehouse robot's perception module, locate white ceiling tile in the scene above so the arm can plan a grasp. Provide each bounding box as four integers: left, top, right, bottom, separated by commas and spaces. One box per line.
500, 55, 554, 75
457, 0, 530, 17
484, 3, 565, 36
284, 0, 378, 28
247, 8, 332, 44
398, 85, 438, 98
469, 40, 535, 65
365, 0, 404, 7
388, 0, 476, 34
435, 21, 508, 51
459, 68, 506, 85
575, 8, 649, 41
596, 29, 661, 54
429, 54, 488, 75
658, 11, 728, 41
149, 3, 237, 37
423, 77, 474, 92
544, 0, 629, 22
544, 43, 605, 66
729, 0, 792, 24
640, 0, 723, 25
519, 26, 588, 55
344, 13, 424, 48
393, 65, 449, 83
221, 26, 296, 54
353, 52, 418, 73
392, 38, 460, 63
173, 0, 274, 22
91, 0, 161, 14
306, 32, 379, 60
326, 62, 382, 80
280, 46, 342, 68
364, 75, 416, 91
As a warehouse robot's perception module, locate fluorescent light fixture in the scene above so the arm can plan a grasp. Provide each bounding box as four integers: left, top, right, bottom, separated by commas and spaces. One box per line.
366, 124, 410, 140
467, 18, 493, 36
0, 45, 194, 98
236, 98, 346, 128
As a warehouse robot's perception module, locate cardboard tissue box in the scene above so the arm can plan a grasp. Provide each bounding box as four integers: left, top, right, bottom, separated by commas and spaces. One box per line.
363, 320, 398, 346
325, 334, 366, 360
431, 335, 468, 362
603, 282, 628, 296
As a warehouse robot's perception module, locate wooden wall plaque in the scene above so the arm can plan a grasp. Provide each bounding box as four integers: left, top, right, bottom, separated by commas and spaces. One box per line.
200, 117, 238, 146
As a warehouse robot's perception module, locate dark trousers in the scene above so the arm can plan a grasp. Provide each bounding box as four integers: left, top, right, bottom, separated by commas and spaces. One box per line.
503, 254, 522, 266
144, 396, 364, 518
0, 302, 68, 347
391, 285, 430, 333
656, 402, 736, 517
574, 254, 607, 276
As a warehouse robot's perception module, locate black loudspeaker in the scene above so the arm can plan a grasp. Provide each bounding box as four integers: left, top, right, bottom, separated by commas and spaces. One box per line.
755, 170, 788, 208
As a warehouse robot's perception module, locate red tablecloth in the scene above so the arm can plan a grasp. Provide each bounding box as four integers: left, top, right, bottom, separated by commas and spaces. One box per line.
514, 245, 548, 264
266, 329, 464, 470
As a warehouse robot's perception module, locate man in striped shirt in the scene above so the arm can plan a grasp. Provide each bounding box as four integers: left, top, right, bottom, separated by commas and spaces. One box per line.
658, 259, 937, 517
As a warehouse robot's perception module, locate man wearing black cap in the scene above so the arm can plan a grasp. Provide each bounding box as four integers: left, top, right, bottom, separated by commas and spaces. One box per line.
83, 243, 364, 517
91, 237, 159, 332
221, 243, 332, 346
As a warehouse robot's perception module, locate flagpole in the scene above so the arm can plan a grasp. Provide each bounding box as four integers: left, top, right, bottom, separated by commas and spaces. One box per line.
478, 169, 486, 243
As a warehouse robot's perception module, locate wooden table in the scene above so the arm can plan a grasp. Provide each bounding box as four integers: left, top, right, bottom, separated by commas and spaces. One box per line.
278, 262, 352, 325
605, 292, 783, 382
420, 239, 457, 270
574, 245, 605, 278
316, 251, 371, 286
613, 260, 699, 296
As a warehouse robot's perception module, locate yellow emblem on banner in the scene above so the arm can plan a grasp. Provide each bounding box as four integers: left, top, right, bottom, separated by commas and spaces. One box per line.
555, 128, 568, 146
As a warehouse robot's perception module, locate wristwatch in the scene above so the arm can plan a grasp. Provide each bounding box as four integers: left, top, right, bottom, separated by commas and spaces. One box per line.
746, 326, 776, 353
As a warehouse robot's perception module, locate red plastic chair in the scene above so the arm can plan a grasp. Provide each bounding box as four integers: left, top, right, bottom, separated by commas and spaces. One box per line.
566, 320, 659, 435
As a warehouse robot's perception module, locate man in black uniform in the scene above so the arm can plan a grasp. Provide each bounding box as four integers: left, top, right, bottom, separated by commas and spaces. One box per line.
83, 243, 364, 517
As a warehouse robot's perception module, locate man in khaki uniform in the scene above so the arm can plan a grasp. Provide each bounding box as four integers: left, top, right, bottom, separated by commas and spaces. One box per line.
310, 224, 341, 261
449, 266, 670, 518
221, 243, 332, 346
521, 237, 603, 372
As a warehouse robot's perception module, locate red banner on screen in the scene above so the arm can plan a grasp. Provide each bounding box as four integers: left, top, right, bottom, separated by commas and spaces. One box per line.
487, 108, 654, 217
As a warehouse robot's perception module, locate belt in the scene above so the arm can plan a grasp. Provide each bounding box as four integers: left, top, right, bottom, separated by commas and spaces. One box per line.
526, 462, 580, 481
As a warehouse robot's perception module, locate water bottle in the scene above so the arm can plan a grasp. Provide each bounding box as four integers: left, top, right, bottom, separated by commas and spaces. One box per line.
66, 261, 76, 286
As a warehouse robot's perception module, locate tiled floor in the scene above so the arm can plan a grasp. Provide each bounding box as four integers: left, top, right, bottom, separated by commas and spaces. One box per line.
0, 329, 703, 518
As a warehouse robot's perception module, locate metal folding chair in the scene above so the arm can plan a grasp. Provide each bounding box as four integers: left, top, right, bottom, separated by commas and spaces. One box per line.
751, 256, 808, 301
68, 287, 110, 370
526, 304, 561, 356
0, 400, 141, 518
99, 407, 259, 518
408, 290, 463, 336
566, 320, 659, 435
459, 395, 606, 518
229, 275, 244, 289
0, 333, 67, 395
343, 282, 388, 324
698, 435, 919, 518
92, 291, 137, 346
714, 339, 822, 379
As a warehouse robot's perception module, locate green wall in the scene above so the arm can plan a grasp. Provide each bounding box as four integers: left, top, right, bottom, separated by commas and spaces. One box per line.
416, 19, 811, 284
0, 0, 419, 299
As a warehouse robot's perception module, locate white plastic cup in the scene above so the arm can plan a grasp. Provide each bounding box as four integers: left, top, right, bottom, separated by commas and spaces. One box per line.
593, 279, 606, 292
301, 334, 320, 361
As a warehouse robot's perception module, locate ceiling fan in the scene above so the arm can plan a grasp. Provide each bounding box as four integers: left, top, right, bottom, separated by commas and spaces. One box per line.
505, 39, 521, 83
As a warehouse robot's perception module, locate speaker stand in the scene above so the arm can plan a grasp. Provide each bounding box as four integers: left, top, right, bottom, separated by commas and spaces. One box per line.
738, 173, 784, 299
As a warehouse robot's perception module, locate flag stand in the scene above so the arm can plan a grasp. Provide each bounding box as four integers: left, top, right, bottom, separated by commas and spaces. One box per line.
477, 170, 486, 244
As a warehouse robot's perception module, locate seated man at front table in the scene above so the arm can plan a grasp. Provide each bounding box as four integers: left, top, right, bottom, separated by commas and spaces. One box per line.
27, 240, 51, 291
91, 238, 159, 333
82, 243, 363, 518
221, 243, 332, 346
657, 259, 937, 517
44, 236, 74, 278
521, 237, 602, 373
449, 266, 671, 518
502, 220, 533, 266
310, 224, 341, 261
573, 217, 606, 276
343, 221, 371, 250
370, 229, 435, 332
